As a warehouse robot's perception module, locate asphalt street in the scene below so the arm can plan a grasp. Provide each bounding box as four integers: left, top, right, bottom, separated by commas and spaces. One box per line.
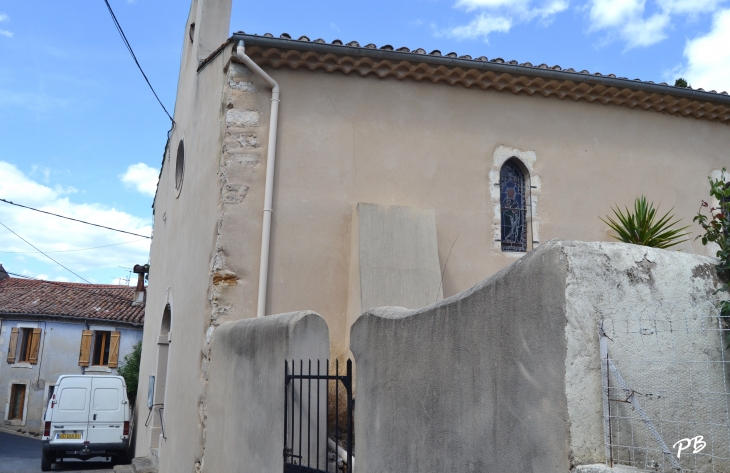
0, 431, 114, 473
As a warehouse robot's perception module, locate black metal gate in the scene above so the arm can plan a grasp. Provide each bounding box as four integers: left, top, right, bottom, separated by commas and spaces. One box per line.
284, 359, 353, 473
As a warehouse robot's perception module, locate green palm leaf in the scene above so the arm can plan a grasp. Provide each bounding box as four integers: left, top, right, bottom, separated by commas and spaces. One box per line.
600, 196, 691, 249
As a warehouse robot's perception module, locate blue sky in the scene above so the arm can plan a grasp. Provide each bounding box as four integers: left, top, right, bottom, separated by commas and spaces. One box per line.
1, 0, 729, 285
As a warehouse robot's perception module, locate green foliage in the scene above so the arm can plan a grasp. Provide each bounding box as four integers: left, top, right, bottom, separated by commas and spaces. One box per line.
117, 341, 142, 403
694, 169, 730, 278
694, 169, 730, 346
674, 77, 689, 88
600, 196, 691, 249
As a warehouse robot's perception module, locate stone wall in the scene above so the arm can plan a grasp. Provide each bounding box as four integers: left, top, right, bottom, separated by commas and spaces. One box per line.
350, 240, 723, 472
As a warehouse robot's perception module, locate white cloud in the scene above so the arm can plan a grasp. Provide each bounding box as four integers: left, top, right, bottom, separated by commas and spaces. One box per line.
587, 0, 728, 49
120, 163, 159, 197
457, 0, 525, 11
0, 161, 151, 278
0, 12, 12, 38
658, 0, 724, 15
677, 8, 730, 93
31, 164, 51, 183
588, 0, 670, 48
447, 14, 513, 40
444, 0, 568, 41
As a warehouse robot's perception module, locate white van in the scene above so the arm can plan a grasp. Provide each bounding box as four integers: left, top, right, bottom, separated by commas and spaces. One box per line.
41, 375, 131, 471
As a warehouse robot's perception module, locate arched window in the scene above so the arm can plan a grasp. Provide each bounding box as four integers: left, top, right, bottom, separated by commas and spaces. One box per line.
500, 159, 528, 252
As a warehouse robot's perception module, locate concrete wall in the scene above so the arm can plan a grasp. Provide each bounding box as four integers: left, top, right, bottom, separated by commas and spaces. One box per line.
346, 203, 442, 343
350, 239, 571, 473
204, 311, 329, 473
559, 241, 725, 468
350, 241, 722, 472
0, 317, 142, 433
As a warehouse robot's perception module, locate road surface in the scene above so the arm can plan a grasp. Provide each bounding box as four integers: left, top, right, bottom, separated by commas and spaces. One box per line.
0, 430, 114, 473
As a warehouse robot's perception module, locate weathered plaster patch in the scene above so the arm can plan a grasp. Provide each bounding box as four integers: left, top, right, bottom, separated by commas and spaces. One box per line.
222, 183, 249, 204
228, 79, 256, 92
692, 263, 715, 280
227, 62, 252, 82
223, 133, 260, 151
237, 134, 260, 148
205, 325, 215, 345
209, 301, 229, 323
212, 270, 239, 286
488, 145, 541, 253
626, 254, 656, 287
225, 109, 259, 127
226, 152, 260, 167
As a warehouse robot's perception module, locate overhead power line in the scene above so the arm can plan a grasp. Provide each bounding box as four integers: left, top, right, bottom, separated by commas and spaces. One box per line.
0, 199, 152, 239
102, 0, 175, 123
0, 221, 91, 283
0, 238, 148, 254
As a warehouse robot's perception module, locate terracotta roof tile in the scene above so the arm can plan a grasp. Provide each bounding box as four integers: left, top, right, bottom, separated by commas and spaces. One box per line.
236, 31, 728, 96
0, 277, 145, 325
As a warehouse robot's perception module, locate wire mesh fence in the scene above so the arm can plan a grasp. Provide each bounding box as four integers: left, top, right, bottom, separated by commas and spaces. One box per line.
600, 300, 730, 472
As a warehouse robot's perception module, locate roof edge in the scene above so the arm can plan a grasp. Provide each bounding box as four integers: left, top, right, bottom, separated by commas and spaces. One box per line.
0, 312, 144, 328
231, 33, 730, 109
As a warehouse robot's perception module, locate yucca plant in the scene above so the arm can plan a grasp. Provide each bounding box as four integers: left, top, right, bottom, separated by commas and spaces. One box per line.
600, 196, 691, 249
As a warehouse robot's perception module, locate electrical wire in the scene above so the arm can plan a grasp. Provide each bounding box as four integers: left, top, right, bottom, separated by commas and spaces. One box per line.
0, 199, 152, 239
102, 0, 175, 123
0, 221, 92, 283
0, 238, 147, 254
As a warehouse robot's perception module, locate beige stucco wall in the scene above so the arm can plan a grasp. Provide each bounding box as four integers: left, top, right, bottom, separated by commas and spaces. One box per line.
252, 64, 730, 342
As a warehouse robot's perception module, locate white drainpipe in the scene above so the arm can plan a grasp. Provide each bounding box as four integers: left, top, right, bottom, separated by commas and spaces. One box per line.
235, 40, 280, 317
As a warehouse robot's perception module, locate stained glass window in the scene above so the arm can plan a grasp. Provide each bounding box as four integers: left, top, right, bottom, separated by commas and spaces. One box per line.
500, 160, 527, 252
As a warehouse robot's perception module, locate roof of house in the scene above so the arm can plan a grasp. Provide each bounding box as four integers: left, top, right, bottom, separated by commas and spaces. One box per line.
0, 274, 145, 326
225, 32, 730, 124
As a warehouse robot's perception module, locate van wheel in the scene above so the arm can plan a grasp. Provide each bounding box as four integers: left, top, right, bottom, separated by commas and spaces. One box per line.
41, 452, 52, 471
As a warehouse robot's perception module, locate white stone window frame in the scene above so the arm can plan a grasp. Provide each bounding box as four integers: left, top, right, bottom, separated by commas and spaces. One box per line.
4, 379, 31, 426
489, 145, 541, 256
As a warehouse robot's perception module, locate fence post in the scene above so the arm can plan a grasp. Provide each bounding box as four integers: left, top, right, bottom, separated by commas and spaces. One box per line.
599, 323, 612, 467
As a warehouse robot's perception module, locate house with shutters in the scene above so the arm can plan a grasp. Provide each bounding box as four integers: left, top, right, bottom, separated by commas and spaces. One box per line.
0, 265, 144, 434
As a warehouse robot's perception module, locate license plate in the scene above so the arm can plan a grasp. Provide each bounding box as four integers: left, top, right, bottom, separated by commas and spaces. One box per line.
57, 433, 81, 440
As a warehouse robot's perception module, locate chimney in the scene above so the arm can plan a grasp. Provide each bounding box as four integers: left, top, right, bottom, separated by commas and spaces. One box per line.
0, 264, 8, 281
132, 264, 147, 306
190, 0, 232, 63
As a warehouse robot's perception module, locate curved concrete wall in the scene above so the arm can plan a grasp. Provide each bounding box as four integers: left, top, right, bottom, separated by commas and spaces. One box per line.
204, 311, 329, 473
351, 240, 571, 473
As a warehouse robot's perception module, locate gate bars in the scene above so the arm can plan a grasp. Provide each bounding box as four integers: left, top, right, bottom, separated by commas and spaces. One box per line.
284, 359, 353, 473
